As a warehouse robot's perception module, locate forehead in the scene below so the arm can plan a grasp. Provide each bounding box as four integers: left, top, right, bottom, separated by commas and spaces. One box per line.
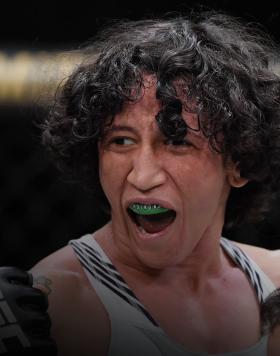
113, 78, 201, 134
120, 77, 159, 117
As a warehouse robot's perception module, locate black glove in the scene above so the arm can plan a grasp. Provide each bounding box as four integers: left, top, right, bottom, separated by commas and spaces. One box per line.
0, 266, 57, 356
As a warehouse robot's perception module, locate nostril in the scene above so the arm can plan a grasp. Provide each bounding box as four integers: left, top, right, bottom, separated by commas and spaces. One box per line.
127, 167, 166, 191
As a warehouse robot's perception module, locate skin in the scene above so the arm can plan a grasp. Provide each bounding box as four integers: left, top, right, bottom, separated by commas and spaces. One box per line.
98, 79, 232, 274
31, 78, 280, 355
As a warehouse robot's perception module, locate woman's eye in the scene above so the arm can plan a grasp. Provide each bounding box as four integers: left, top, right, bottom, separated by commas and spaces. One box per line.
112, 137, 134, 145
165, 139, 192, 147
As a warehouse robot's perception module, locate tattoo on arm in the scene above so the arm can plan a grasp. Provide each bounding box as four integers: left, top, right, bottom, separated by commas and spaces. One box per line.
33, 275, 52, 295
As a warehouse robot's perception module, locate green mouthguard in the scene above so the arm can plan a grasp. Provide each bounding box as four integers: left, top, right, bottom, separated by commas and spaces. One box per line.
129, 203, 170, 215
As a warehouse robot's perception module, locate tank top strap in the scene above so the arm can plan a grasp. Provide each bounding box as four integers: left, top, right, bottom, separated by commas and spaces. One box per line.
69, 234, 159, 330
220, 237, 276, 303
69, 234, 271, 356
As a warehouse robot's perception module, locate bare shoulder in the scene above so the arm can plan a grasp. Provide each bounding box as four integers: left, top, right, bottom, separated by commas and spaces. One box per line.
30, 244, 110, 356
30, 244, 84, 288
234, 241, 280, 288
30, 245, 88, 303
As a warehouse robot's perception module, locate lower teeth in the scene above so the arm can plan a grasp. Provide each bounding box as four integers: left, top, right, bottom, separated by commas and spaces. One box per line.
138, 225, 147, 234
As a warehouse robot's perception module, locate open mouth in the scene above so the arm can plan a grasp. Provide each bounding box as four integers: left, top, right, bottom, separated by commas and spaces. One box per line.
127, 203, 176, 234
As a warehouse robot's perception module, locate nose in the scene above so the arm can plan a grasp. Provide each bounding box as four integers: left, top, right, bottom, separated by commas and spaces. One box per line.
127, 147, 167, 191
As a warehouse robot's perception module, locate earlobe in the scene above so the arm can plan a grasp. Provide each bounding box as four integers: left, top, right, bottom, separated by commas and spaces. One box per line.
226, 162, 249, 188
227, 172, 249, 188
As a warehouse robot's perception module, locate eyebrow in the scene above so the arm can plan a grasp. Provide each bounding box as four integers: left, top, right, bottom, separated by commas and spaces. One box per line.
106, 124, 205, 143
106, 125, 137, 134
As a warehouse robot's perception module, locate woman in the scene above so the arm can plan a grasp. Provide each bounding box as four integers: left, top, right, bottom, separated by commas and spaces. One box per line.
31, 11, 280, 355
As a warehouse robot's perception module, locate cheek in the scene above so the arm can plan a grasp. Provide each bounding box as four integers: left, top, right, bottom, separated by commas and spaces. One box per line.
99, 152, 115, 194
98, 151, 129, 199
177, 154, 228, 200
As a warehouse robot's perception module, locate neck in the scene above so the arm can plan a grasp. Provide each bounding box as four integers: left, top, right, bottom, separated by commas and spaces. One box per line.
97, 221, 229, 295
166, 235, 226, 294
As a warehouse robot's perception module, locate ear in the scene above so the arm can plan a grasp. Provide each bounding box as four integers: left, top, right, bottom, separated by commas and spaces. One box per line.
226, 162, 249, 188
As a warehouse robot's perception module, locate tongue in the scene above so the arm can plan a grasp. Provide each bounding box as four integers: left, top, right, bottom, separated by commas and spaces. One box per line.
135, 212, 175, 234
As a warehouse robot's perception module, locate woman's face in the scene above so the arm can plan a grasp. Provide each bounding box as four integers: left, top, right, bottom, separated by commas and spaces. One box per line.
98, 80, 233, 268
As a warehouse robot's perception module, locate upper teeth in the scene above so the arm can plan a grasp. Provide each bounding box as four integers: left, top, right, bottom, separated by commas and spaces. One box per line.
129, 203, 170, 215
131, 203, 163, 209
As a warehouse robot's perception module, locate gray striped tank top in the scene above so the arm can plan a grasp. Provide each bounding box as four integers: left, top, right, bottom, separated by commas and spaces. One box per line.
69, 235, 276, 356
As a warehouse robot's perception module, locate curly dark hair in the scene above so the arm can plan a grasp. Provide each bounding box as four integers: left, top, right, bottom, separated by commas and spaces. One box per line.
261, 288, 280, 334
43, 11, 280, 228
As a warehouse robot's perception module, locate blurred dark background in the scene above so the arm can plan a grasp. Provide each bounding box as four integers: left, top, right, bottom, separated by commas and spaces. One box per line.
1, 0, 280, 269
